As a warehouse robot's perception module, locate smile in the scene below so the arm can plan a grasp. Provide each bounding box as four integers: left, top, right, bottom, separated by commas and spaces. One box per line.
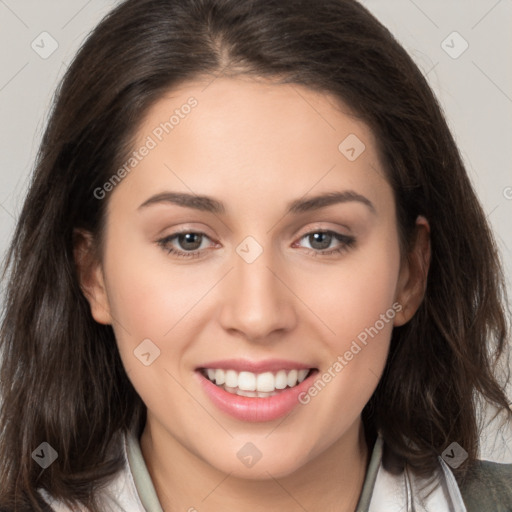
200, 368, 313, 397
195, 359, 319, 422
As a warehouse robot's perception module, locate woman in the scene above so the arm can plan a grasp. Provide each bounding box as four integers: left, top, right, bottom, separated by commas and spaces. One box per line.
0, 0, 511, 510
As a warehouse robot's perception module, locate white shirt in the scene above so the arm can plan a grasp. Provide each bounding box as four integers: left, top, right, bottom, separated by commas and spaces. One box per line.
39, 427, 468, 512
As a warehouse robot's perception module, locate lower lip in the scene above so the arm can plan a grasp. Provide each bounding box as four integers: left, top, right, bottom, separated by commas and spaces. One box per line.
196, 370, 318, 422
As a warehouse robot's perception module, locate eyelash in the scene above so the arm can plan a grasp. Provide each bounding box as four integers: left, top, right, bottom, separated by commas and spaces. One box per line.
157, 229, 356, 259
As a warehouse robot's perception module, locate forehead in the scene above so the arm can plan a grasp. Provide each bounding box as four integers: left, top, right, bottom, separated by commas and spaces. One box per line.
110, 76, 391, 216
138, 75, 373, 154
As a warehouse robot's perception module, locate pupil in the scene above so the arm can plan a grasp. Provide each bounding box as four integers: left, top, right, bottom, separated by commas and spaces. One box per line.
179, 233, 201, 250
310, 232, 331, 250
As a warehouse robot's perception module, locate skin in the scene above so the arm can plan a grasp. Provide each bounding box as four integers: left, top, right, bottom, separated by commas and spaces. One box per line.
76, 76, 430, 512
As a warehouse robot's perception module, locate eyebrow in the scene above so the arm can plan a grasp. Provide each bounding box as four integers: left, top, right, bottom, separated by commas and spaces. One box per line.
138, 190, 376, 215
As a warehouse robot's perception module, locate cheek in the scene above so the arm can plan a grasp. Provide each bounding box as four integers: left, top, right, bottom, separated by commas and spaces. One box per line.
102, 232, 212, 337
101, 243, 207, 418
296, 230, 401, 407
99, 229, 219, 395
303, 231, 401, 347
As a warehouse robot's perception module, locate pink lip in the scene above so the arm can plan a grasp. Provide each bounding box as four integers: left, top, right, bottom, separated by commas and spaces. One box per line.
196, 358, 313, 373
195, 367, 318, 423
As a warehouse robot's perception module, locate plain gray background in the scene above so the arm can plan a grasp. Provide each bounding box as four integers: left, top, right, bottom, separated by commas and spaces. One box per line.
0, 0, 511, 460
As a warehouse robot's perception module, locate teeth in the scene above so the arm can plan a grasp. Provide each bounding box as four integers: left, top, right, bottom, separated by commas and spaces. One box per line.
225, 370, 238, 388
297, 369, 309, 383
256, 372, 275, 392
275, 370, 288, 389
239, 371, 256, 391
215, 369, 225, 385
236, 389, 258, 397
287, 369, 298, 387
203, 368, 312, 393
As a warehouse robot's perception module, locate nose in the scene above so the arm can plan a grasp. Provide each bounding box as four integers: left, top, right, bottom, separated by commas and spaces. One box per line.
218, 244, 297, 343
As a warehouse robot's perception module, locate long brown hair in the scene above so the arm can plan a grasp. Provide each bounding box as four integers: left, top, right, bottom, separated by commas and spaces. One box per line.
1, 0, 510, 510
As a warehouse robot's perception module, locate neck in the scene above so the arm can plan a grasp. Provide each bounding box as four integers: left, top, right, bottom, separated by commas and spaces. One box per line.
140, 417, 370, 512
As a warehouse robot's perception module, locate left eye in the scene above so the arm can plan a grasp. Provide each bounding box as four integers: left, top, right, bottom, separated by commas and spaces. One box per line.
295, 230, 355, 254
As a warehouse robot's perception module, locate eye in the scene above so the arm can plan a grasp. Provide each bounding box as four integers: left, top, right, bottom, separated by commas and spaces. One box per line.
157, 229, 355, 260
294, 230, 355, 256
157, 231, 215, 259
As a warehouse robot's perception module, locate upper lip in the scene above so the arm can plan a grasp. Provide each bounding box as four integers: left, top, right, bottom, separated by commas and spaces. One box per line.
197, 359, 315, 373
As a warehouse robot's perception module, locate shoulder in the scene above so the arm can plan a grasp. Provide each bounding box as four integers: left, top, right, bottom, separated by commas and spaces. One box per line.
455, 460, 512, 512
38, 466, 144, 512
374, 436, 512, 511
37, 430, 146, 512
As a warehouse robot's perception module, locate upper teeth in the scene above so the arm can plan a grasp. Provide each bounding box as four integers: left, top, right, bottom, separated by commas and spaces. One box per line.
204, 368, 310, 392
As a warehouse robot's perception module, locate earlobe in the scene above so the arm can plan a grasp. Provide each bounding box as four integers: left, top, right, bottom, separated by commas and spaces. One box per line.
73, 229, 112, 325
393, 216, 431, 327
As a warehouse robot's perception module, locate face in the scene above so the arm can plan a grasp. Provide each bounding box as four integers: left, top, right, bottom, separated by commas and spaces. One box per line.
79, 76, 429, 479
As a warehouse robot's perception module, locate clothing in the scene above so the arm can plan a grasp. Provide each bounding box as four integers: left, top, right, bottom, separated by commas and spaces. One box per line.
38, 426, 512, 512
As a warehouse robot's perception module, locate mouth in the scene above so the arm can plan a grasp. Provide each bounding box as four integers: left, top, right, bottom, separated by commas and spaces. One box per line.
195, 360, 319, 422
198, 367, 315, 398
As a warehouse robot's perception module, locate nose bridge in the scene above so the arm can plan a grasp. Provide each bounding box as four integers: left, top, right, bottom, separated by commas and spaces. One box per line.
218, 235, 296, 340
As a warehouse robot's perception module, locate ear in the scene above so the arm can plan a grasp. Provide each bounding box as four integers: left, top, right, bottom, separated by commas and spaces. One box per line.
393, 216, 431, 327
73, 229, 112, 325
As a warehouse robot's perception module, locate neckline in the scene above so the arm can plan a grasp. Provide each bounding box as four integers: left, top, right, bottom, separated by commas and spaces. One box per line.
124, 425, 382, 512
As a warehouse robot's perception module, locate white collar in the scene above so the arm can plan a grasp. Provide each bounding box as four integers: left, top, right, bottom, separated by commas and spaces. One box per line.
39, 428, 467, 511
363, 436, 467, 511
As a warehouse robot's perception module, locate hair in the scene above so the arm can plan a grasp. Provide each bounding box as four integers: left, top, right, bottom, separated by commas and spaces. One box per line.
0, 0, 510, 510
